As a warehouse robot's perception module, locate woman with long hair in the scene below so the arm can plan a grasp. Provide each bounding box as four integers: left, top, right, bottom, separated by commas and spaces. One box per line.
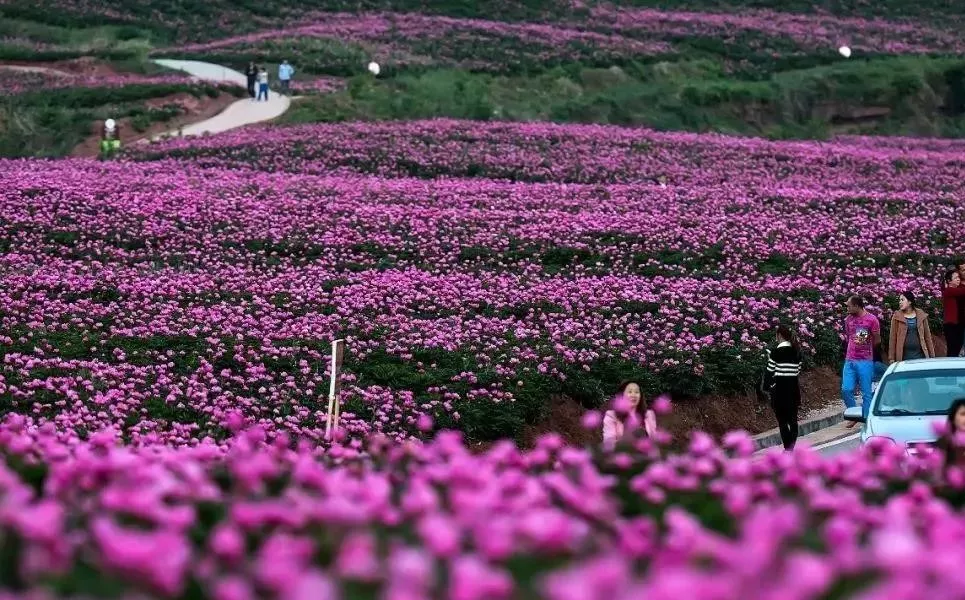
763, 325, 802, 451
888, 291, 936, 362
941, 270, 965, 357
602, 381, 657, 449
938, 398, 965, 469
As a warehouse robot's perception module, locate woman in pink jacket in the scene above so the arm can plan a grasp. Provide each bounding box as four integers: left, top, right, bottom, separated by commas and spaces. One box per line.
602, 381, 657, 449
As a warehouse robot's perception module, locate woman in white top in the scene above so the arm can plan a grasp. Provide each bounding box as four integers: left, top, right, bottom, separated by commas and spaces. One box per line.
602, 381, 657, 450
256, 68, 269, 102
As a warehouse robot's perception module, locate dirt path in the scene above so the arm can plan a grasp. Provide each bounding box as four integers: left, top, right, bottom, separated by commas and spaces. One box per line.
149, 59, 290, 139
0, 64, 73, 77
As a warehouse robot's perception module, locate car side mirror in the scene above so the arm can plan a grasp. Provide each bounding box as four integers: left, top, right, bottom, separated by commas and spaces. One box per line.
843, 406, 865, 423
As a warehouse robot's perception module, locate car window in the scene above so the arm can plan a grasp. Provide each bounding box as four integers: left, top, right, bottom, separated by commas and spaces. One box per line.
875, 372, 965, 416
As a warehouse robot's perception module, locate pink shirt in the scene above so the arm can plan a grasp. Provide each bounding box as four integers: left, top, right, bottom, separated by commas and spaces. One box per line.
602, 409, 657, 449
845, 312, 880, 361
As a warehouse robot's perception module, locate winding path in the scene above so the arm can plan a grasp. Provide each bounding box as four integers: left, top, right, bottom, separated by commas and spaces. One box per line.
0, 64, 73, 77
150, 59, 290, 139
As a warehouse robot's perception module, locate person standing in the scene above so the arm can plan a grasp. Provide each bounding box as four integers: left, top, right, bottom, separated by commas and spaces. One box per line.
100, 119, 121, 158
245, 62, 258, 99
842, 295, 880, 424
257, 67, 269, 102
278, 60, 294, 95
888, 291, 936, 363
602, 381, 657, 450
942, 270, 965, 357
763, 325, 801, 451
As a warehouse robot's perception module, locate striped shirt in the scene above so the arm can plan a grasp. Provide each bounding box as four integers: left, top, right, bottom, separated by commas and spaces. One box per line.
766, 342, 801, 378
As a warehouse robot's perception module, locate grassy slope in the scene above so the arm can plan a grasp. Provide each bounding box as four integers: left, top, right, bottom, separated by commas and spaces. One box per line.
282, 56, 965, 139
0, 82, 238, 157
2, 1, 964, 146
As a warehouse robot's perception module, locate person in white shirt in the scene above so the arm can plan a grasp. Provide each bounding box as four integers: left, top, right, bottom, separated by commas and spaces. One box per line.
257, 68, 269, 101
278, 60, 295, 95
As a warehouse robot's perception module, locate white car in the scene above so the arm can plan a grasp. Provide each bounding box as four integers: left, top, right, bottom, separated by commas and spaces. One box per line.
844, 358, 965, 449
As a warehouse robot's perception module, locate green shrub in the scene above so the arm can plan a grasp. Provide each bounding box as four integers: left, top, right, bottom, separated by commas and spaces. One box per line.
280, 56, 965, 139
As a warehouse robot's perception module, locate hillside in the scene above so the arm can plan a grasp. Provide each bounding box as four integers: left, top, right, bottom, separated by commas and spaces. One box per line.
0, 58, 243, 156
3, 0, 965, 156
4, 7, 965, 596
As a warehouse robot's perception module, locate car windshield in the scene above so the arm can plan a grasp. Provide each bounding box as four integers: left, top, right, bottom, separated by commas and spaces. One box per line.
874, 371, 965, 416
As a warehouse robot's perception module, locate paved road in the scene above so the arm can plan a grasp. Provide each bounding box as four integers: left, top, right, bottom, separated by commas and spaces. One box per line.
0, 64, 72, 77
150, 59, 290, 138
814, 432, 861, 456
799, 421, 862, 456
757, 421, 863, 457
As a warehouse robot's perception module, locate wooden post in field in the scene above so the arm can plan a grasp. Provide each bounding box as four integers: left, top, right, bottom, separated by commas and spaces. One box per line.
325, 339, 346, 440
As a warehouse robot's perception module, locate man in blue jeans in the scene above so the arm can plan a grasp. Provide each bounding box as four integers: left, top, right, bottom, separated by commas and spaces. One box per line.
278, 60, 294, 95
842, 295, 881, 427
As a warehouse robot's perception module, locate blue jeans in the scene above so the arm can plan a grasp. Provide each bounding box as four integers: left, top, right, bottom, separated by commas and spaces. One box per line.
842, 359, 874, 417
257, 84, 269, 101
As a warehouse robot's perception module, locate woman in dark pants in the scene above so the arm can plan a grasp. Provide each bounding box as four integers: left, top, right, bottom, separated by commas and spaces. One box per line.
942, 270, 965, 357
245, 62, 258, 99
764, 325, 802, 451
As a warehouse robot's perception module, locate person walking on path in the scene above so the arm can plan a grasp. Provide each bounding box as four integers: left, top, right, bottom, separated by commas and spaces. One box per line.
842, 295, 881, 425
256, 67, 269, 102
888, 291, 937, 363
602, 381, 657, 450
245, 62, 258, 99
942, 270, 965, 357
278, 60, 294, 95
763, 325, 802, 451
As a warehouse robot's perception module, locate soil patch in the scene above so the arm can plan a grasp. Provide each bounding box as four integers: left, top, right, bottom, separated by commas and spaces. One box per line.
470, 366, 845, 453
0, 64, 73, 78
70, 91, 236, 157
473, 334, 958, 453
0, 57, 133, 78
656, 366, 841, 439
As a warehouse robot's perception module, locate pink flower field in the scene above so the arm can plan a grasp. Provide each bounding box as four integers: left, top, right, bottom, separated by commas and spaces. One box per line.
0, 409, 963, 598
154, 6, 965, 77
4, 120, 964, 446
2, 118, 965, 596
0, 70, 198, 97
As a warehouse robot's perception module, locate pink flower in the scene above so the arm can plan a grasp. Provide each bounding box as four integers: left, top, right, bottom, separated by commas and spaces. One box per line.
652, 395, 672, 415
449, 554, 513, 600
417, 414, 434, 433
212, 576, 255, 600
209, 524, 246, 563
417, 515, 461, 558
92, 517, 191, 596
581, 410, 602, 430
282, 569, 339, 600
335, 532, 381, 581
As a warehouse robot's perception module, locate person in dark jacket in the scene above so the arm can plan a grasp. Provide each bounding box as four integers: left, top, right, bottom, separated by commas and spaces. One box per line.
764, 324, 802, 451
245, 62, 258, 99
941, 270, 965, 357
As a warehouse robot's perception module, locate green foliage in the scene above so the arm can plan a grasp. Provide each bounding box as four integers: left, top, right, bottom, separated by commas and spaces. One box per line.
281, 56, 965, 139
0, 82, 241, 158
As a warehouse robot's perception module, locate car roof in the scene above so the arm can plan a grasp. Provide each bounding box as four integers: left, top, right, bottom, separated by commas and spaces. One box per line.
891, 358, 965, 373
